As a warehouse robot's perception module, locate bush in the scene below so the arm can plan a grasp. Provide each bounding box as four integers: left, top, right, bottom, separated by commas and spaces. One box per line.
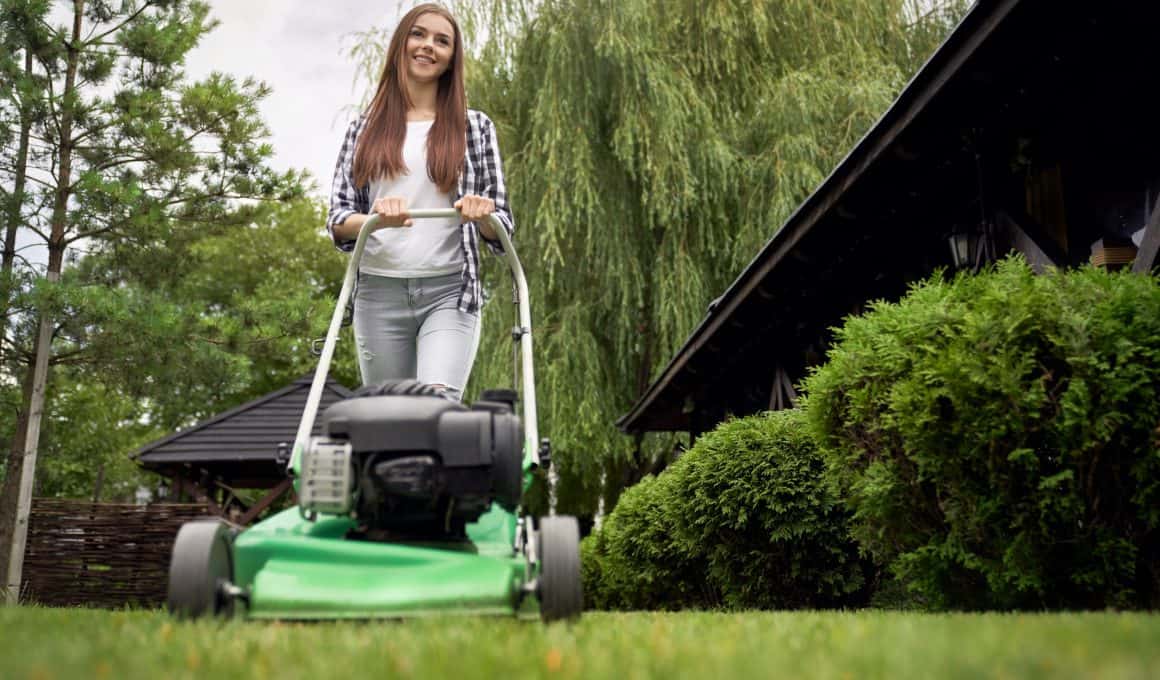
581, 472, 708, 610
583, 409, 865, 609
804, 257, 1160, 610
670, 409, 867, 608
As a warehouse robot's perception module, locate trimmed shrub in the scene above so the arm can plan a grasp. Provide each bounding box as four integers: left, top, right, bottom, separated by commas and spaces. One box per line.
670, 409, 866, 608
582, 409, 865, 609
581, 472, 709, 610
578, 531, 607, 608
804, 257, 1160, 610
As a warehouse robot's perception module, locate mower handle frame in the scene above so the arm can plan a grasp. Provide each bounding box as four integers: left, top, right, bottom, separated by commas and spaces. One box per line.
289, 210, 540, 473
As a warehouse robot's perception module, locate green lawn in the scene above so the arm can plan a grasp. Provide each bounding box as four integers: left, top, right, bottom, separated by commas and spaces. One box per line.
1, 607, 1156, 679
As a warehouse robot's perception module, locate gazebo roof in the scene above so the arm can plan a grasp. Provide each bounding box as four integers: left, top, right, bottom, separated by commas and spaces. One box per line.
132, 374, 354, 488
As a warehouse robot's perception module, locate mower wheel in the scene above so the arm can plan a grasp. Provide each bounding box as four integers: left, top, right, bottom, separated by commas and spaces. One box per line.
538, 515, 582, 622
166, 518, 235, 619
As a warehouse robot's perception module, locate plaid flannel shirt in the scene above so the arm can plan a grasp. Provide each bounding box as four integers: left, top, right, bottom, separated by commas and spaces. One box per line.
326, 109, 515, 314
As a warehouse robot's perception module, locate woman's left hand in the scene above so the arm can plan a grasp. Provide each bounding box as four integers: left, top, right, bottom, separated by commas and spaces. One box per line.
454, 194, 495, 222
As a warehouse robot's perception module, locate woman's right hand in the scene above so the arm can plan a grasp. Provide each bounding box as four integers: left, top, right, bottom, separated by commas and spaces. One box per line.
371, 196, 413, 227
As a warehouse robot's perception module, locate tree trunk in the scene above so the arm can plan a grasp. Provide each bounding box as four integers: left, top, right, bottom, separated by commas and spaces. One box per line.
3, 296, 54, 604
0, 368, 34, 591
3, 0, 83, 605
1, 49, 34, 357
0, 45, 38, 595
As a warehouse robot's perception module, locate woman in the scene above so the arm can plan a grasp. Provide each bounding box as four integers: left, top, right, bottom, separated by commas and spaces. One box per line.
327, 3, 514, 401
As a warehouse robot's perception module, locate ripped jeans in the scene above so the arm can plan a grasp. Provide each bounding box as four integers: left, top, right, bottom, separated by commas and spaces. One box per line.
352, 271, 482, 401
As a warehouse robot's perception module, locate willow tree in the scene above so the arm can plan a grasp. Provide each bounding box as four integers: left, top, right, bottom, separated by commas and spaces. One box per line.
350, 0, 968, 517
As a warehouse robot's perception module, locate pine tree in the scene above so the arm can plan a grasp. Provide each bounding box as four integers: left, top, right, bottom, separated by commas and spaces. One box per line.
1, 1, 49, 356
0, 0, 302, 598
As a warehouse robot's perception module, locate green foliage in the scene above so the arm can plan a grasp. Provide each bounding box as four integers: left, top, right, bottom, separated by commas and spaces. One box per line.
582, 471, 708, 610
1, 0, 304, 371
583, 409, 865, 610
1, 0, 313, 519
803, 257, 1160, 610
122, 197, 357, 423
672, 410, 866, 608
34, 379, 161, 500
0, 197, 346, 500
61, 197, 355, 431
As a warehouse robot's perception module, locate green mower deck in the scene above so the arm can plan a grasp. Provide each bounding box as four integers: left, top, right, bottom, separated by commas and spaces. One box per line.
233, 505, 533, 620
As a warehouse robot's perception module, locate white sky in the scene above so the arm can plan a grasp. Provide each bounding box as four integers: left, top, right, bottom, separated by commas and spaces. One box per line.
183, 0, 407, 196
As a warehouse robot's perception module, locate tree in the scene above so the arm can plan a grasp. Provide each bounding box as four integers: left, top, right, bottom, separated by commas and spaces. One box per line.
0, 0, 302, 598
348, 0, 969, 517
114, 196, 357, 424
1, 1, 49, 356
15, 196, 353, 506
31, 376, 161, 501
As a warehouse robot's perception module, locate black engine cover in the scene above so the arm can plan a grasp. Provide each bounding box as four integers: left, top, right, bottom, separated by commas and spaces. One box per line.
321, 394, 523, 537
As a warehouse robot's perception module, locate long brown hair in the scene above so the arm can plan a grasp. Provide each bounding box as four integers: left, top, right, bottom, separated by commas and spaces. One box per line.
353, 3, 466, 193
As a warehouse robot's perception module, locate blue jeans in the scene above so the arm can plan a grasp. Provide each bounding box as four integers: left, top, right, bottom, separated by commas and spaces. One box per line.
352, 271, 481, 401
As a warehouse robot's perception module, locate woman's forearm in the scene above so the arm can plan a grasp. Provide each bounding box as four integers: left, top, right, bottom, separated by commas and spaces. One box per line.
477, 218, 497, 240
336, 209, 500, 242
332, 213, 369, 241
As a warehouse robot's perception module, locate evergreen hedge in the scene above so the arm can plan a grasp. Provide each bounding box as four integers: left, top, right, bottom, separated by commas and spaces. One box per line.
581, 472, 708, 610
582, 409, 865, 609
803, 258, 1160, 609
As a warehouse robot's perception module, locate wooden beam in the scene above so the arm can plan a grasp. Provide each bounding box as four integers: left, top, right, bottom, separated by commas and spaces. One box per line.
769, 368, 780, 411
212, 479, 251, 515
236, 478, 294, 526
1131, 200, 1160, 273
768, 365, 798, 411
172, 477, 222, 517
997, 209, 1067, 273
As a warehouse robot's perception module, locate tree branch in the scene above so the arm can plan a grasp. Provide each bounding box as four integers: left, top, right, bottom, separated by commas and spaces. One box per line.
17, 223, 51, 243
84, 1, 163, 47
37, 54, 64, 144
0, 166, 56, 193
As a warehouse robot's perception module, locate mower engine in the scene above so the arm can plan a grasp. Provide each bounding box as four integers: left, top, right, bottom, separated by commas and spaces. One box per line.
299, 392, 523, 539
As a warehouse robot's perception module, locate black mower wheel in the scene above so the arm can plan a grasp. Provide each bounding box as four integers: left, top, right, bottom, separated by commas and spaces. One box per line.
538, 515, 582, 622
166, 518, 235, 619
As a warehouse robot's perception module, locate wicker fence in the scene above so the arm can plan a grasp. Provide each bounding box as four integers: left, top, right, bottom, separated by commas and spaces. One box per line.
23, 498, 211, 608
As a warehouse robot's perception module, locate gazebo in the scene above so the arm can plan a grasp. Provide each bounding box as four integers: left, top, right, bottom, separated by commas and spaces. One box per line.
617, 0, 1160, 439
132, 374, 353, 524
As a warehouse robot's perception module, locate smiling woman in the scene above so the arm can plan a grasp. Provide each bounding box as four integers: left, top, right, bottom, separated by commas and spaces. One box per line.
325, 3, 515, 400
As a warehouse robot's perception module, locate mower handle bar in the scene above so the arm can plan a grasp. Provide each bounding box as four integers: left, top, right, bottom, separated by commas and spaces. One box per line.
290, 209, 540, 472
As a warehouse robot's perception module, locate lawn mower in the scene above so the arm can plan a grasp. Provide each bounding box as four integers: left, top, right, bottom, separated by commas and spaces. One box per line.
165, 210, 582, 622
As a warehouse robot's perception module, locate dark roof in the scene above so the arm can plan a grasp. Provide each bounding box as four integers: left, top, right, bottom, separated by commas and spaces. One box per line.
617, 0, 1160, 433
133, 374, 354, 487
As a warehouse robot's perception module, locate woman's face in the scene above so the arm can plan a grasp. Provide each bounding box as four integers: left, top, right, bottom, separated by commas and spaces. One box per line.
405, 12, 455, 85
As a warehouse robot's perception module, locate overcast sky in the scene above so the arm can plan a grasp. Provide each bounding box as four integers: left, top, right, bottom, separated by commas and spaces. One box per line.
184, 0, 408, 196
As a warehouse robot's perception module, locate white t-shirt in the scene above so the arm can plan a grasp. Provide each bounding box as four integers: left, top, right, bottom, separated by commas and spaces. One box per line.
362, 119, 461, 277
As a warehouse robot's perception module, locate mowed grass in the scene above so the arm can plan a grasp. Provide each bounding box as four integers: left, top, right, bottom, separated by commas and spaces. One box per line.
1, 607, 1157, 679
